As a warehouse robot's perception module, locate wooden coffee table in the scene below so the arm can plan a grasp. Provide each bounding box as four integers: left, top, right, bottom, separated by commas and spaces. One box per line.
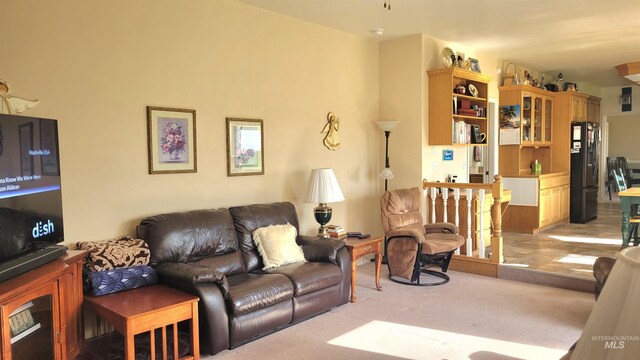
84, 284, 199, 360
343, 236, 383, 302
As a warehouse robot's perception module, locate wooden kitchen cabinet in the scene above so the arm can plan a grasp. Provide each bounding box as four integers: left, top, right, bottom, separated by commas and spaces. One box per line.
572, 94, 587, 121
555, 91, 594, 123
499, 85, 553, 146
498, 85, 554, 176
502, 172, 569, 233
427, 67, 492, 146
587, 96, 601, 123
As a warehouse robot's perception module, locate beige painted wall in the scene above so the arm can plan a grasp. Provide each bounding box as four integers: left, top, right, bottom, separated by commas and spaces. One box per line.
379, 35, 424, 191
0, 0, 381, 243
608, 115, 640, 159
378, 34, 504, 190
600, 84, 640, 115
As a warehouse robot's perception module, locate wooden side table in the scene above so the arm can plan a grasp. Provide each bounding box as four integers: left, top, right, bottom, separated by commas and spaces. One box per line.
343, 236, 383, 302
84, 284, 199, 360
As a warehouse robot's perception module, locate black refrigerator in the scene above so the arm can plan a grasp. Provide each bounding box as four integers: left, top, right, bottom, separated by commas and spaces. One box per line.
570, 121, 600, 223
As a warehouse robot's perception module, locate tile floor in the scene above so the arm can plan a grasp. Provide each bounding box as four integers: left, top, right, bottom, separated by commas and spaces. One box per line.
502, 202, 623, 280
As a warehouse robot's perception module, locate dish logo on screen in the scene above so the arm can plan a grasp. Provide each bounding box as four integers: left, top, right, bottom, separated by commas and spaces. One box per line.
32, 220, 55, 238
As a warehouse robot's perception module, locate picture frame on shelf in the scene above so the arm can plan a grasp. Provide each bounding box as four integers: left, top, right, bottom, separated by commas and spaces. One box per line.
226, 117, 264, 176
469, 58, 481, 73
146, 106, 197, 174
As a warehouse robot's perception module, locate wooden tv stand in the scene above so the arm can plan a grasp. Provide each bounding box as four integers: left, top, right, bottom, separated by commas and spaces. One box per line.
0, 250, 86, 360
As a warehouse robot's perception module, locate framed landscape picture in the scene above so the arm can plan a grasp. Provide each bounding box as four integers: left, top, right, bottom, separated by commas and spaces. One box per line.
147, 106, 197, 174
226, 118, 264, 176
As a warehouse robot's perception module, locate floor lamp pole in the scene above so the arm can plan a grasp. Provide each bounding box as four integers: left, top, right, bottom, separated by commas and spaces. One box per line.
384, 130, 391, 191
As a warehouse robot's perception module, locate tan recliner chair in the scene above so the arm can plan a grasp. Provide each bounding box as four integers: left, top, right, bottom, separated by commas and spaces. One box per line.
380, 187, 465, 285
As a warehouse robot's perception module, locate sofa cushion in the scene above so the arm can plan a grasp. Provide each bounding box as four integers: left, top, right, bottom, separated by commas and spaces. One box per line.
253, 224, 306, 270
137, 208, 245, 275
268, 262, 343, 296
229, 202, 301, 272
226, 273, 294, 316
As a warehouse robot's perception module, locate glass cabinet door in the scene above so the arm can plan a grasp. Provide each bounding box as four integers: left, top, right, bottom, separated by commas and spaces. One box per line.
522, 95, 532, 143
534, 96, 542, 142
4, 283, 59, 360
544, 97, 552, 142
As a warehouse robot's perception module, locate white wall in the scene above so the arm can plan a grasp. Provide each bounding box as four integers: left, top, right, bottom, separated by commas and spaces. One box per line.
608, 115, 640, 159
598, 83, 640, 200
0, 0, 381, 242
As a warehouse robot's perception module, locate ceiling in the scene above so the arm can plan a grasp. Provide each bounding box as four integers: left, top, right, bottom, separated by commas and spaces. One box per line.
236, 0, 640, 87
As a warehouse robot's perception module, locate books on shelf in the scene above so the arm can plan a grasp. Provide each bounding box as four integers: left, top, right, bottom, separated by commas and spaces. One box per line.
453, 96, 485, 117
452, 121, 472, 144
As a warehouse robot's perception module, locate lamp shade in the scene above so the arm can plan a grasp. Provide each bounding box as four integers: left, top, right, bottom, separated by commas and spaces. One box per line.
571, 246, 640, 358
305, 168, 345, 204
376, 120, 399, 132
379, 167, 394, 180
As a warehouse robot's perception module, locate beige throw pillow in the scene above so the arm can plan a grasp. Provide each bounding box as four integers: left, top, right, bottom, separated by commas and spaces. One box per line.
253, 224, 306, 270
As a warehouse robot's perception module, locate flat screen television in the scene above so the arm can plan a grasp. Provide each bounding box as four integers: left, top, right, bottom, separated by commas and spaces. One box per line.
0, 113, 65, 282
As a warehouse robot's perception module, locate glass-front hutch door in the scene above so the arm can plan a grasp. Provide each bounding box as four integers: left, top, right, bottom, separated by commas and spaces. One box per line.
534, 96, 543, 142
522, 94, 532, 144
544, 97, 552, 143
2, 282, 61, 360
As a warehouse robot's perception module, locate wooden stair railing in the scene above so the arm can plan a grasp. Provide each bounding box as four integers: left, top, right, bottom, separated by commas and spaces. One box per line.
422, 175, 504, 277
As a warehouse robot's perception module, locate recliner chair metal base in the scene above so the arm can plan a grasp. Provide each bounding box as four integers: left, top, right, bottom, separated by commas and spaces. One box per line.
387, 243, 455, 286
388, 268, 450, 286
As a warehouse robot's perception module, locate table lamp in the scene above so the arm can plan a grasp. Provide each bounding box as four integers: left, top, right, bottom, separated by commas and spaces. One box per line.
570, 246, 640, 359
305, 168, 344, 237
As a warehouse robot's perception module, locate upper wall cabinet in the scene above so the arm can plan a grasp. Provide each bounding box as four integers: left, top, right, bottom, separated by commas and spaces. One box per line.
586, 96, 601, 123
498, 85, 556, 176
499, 85, 554, 147
554, 92, 600, 123
427, 67, 492, 146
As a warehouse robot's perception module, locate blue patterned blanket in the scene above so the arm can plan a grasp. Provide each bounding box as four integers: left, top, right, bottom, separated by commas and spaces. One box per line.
83, 265, 158, 296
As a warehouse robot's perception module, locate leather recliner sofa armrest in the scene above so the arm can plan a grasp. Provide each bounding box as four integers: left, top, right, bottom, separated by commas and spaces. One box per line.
155, 262, 230, 299
154, 262, 231, 355
297, 235, 345, 264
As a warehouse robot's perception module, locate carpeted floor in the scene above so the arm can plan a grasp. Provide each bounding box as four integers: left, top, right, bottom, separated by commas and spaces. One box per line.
205, 262, 593, 360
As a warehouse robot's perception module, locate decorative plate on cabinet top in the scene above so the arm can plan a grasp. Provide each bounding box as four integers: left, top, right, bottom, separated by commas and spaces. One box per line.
441, 47, 454, 68
468, 83, 479, 97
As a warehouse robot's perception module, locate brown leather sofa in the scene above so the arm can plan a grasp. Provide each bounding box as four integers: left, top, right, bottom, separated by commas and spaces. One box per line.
593, 256, 616, 299
137, 202, 351, 355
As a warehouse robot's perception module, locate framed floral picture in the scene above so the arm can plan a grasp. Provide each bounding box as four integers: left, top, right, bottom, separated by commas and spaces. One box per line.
226, 118, 264, 176
147, 106, 197, 174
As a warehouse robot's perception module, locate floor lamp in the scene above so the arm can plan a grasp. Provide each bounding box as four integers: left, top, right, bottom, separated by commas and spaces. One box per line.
377, 121, 399, 191
377, 121, 398, 265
